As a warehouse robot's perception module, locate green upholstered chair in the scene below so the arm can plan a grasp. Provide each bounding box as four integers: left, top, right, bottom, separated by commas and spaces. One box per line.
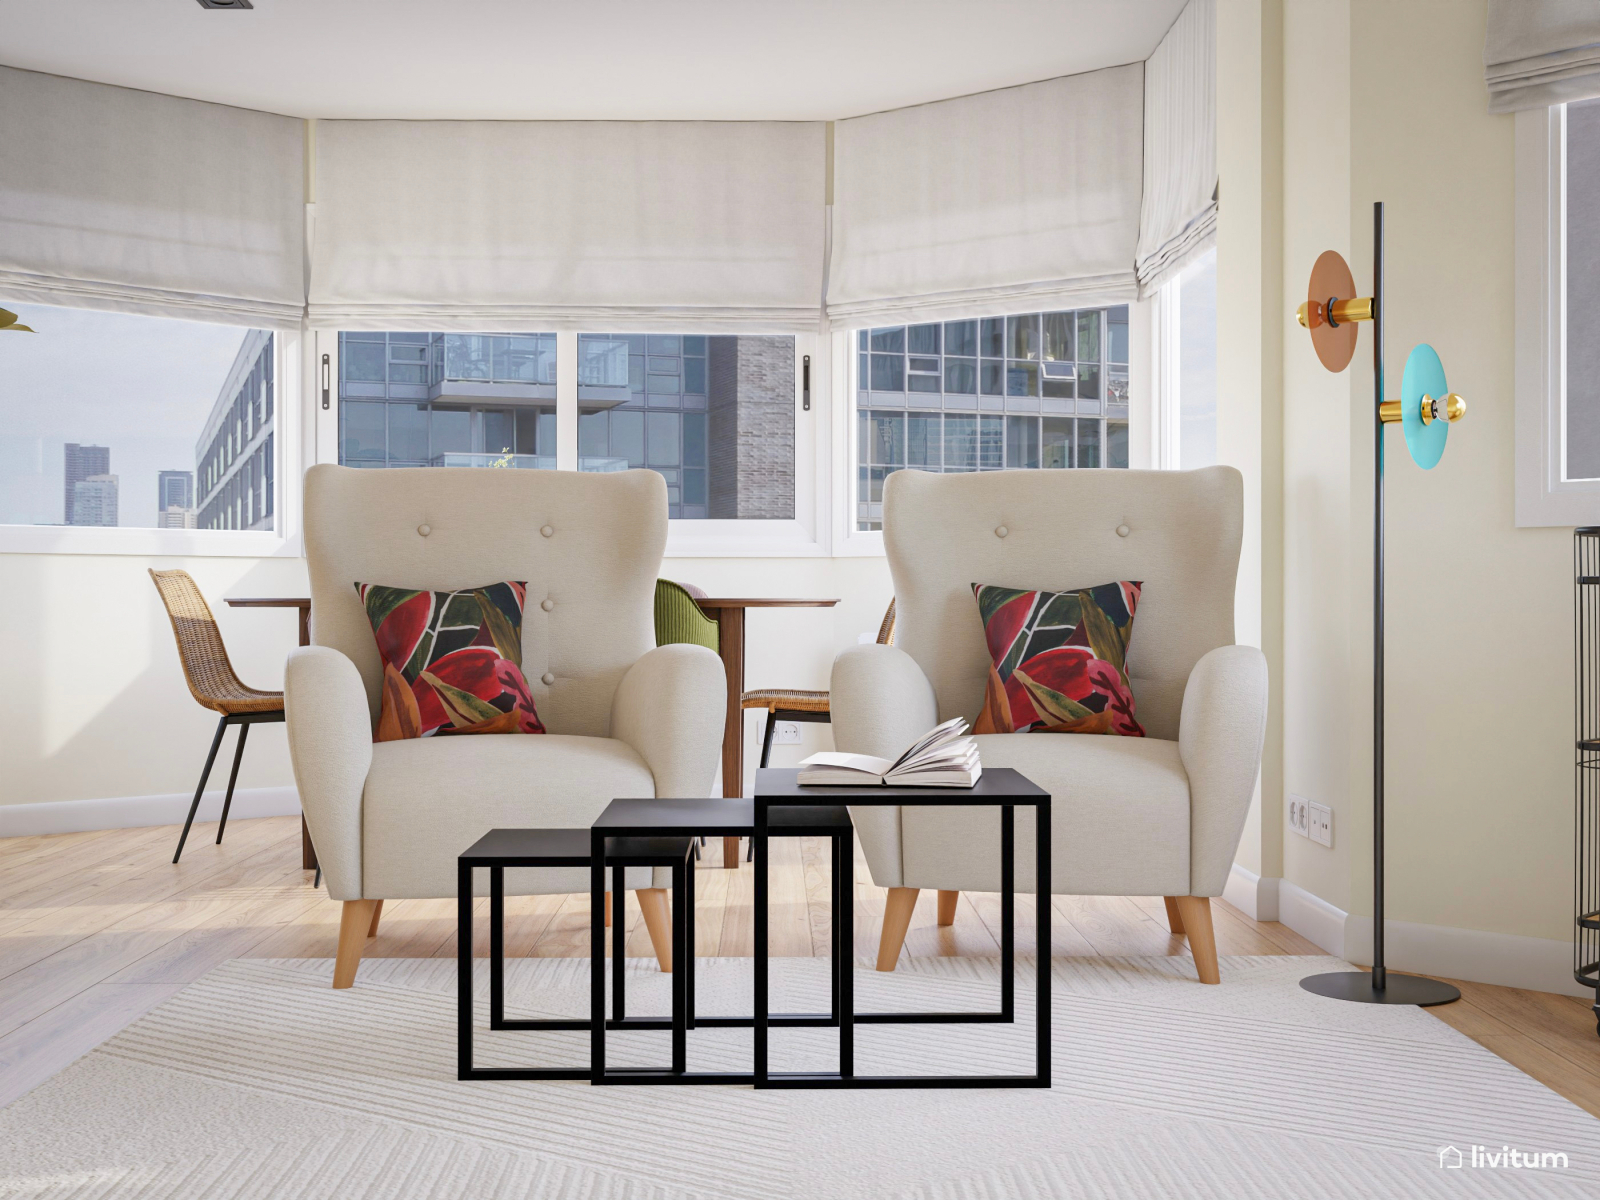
655, 579, 720, 652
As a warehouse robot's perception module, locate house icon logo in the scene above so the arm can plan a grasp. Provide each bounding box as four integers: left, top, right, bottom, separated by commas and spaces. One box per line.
1438, 1146, 1464, 1169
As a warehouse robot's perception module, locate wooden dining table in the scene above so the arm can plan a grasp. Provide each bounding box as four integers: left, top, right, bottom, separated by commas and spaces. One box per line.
222, 592, 841, 872
693, 597, 839, 866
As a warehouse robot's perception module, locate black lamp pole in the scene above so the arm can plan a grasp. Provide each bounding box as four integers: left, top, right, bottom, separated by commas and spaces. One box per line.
1299, 202, 1461, 1006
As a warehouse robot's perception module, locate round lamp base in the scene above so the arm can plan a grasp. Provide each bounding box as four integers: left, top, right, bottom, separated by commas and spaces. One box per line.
1300, 970, 1461, 1007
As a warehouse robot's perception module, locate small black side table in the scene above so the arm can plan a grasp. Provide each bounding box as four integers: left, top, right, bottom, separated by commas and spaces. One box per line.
587, 798, 856, 1085
457, 828, 694, 1082
752, 766, 1052, 1090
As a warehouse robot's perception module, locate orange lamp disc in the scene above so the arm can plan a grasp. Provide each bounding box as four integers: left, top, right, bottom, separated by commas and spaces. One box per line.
1306, 250, 1360, 373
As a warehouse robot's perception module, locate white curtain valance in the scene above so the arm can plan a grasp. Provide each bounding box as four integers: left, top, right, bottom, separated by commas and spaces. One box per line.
308, 119, 825, 332
1135, 0, 1216, 297
0, 66, 305, 328
826, 67, 1143, 329
1486, 0, 1600, 113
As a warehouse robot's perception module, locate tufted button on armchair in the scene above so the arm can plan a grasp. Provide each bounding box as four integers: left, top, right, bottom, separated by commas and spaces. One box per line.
829, 466, 1268, 984
285, 465, 725, 988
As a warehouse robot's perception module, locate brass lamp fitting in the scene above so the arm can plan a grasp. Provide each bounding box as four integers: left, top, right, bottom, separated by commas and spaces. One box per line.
1379, 393, 1466, 424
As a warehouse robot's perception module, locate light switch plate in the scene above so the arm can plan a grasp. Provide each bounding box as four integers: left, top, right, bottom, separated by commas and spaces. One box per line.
1308, 801, 1333, 847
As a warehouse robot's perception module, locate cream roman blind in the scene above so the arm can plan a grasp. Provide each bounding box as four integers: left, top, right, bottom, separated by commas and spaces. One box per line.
0, 66, 306, 328
826, 66, 1144, 329
1486, 0, 1600, 113
1135, 0, 1216, 296
308, 119, 826, 331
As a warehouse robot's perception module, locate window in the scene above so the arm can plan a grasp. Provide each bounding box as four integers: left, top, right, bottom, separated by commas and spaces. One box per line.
853, 305, 1130, 529
334, 330, 798, 524
1516, 102, 1600, 524
577, 334, 794, 520
1, 303, 279, 533
337, 332, 557, 469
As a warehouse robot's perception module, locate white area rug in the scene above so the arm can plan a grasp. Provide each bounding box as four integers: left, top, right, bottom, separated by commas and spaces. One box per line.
2, 955, 1598, 1198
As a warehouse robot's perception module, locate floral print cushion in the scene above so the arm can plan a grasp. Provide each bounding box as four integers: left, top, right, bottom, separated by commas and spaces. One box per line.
971, 581, 1144, 737
355, 581, 546, 742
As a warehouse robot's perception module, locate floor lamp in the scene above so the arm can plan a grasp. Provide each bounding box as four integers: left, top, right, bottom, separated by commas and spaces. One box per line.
1295, 202, 1466, 1007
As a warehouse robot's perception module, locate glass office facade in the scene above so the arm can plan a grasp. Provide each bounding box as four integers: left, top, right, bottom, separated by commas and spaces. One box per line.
337, 332, 560, 469
854, 305, 1130, 529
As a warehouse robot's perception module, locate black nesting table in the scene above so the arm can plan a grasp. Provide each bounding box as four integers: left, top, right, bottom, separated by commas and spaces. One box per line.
458, 768, 1050, 1090
753, 766, 1052, 1089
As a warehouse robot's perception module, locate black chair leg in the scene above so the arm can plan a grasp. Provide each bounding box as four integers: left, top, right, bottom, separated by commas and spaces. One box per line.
314, 868, 322, 889
759, 709, 778, 769
215, 722, 250, 845
174, 716, 230, 864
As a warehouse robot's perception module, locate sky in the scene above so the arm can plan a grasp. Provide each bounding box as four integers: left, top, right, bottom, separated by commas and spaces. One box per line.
0, 303, 250, 527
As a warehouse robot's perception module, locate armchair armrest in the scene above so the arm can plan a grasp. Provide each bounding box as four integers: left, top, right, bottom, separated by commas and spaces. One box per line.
611, 643, 725, 798
285, 646, 372, 901
1179, 644, 1269, 896
829, 643, 939, 889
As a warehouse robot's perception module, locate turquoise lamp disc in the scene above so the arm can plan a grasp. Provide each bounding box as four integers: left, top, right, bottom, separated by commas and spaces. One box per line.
1400, 343, 1448, 470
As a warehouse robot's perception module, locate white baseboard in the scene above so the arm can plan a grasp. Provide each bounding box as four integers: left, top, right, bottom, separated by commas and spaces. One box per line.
1278, 879, 1349, 959
1342, 915, 1591, 1000
1271, 879, 1593, 1001
0, 787, 302, 838
1223, 862, 1280, 922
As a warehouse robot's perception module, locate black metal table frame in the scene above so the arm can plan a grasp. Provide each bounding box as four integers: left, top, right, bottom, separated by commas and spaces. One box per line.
586, 806, 855, 1086
753, 778, 1051, 1090
457, 837, 695, 1082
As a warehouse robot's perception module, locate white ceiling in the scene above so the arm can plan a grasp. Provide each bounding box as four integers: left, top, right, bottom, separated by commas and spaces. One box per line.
0, 0, 1184, 121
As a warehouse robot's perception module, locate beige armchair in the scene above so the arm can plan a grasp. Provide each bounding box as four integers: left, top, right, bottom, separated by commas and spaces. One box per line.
285, 464, 725, 988
830, 466, 1267, 984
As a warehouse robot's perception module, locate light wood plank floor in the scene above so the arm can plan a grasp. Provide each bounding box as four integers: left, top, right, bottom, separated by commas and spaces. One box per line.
2, 815, 1598, 1119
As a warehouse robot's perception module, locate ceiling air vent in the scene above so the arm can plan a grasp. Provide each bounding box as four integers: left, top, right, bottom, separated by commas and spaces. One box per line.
195, 0, 253, 9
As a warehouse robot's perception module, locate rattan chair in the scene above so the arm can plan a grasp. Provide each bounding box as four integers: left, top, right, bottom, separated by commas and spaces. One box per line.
149, 569, 286, 864
742, 598, 895, 767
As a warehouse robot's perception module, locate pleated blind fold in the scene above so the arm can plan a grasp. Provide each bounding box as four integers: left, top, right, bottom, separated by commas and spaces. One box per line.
308, 119, 826, 332
826, 67, 1144, 329
0, 66, 306, 328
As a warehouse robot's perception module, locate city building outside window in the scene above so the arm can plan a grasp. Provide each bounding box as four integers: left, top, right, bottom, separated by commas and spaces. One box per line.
0, 303, 277, 534
335, 331, 796, 522
853, 305, 1131, 530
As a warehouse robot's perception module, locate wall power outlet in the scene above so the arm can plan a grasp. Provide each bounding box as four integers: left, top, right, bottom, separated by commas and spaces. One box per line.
1288, 793, 1311, 838
773, 720, 802, 745
1308, 801, 1333, 848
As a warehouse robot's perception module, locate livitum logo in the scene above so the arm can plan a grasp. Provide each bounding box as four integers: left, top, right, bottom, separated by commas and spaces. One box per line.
1437, 1144, 1570, 1170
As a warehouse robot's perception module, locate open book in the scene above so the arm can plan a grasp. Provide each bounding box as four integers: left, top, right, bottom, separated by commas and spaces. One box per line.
797, 717, 982, 787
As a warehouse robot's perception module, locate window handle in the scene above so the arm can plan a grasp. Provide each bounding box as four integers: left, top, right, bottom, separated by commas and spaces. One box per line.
803, 354, 811, 412
321, 353, 331, 410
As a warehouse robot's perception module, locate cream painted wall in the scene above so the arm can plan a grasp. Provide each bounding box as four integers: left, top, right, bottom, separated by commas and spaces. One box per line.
1270, 0, 1574, 943
1, 549, 890, 809
1217, 0, 1285, 882
4, 553, 310, 807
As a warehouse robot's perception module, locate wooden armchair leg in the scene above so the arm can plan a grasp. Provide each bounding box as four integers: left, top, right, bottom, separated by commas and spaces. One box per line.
367, 899, 384, 938
1162, 896, 1186, 936
637, 887, 673, 972
876, 887, 920, 972
936, 890, 959, 926
1173, 896, 1220, 984
333, 899, 379, 989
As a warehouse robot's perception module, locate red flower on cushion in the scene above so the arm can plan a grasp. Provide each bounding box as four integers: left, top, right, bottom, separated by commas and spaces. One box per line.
411, 646, 505, 733
1008, 645, 1146, 737
494, 657, 547, 734
375, 591, 433, 670
983, 590, 1036, 667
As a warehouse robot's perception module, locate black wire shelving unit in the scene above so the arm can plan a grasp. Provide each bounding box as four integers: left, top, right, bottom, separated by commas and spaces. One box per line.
1575, 528, 1600, 1035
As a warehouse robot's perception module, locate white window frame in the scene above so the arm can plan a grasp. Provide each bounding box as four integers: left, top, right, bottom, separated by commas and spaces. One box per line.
1516, 104, 1600, 526
0, 324, 305, 558
313, 328, 830, 558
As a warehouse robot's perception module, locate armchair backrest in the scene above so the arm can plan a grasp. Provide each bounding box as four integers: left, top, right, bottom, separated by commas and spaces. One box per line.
882, 466, 1242, 741
302, 464, 667, 736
